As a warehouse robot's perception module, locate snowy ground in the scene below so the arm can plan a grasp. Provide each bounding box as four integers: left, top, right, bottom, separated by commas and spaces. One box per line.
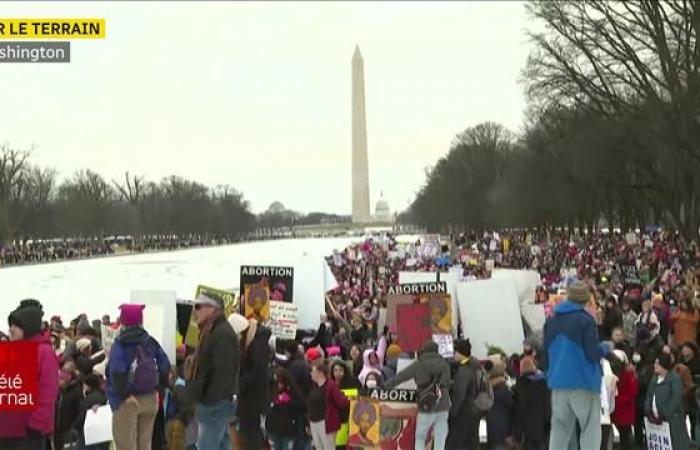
0, 237, 356, 326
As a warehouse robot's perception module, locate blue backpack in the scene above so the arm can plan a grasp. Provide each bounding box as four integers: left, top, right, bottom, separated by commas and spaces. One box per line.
127, 342, 159, 395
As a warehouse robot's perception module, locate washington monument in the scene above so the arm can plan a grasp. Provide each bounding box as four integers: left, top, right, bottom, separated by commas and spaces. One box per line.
352, 45, 371, 223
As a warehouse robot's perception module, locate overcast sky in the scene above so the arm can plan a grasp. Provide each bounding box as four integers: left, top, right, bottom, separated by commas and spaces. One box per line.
1, 1, 531, 215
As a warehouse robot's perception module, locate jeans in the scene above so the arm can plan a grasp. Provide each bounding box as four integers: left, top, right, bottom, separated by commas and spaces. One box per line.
415, 410, 449, 450
196, 399, 237, 450
550, 389, 601, 450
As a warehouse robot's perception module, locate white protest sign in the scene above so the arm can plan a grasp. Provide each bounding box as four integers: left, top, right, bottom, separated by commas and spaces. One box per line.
625, 232, 637, 246
489, 240, 497, 252
433, 334, 454, 358
84, 405, 112, 445
485, 259, 495, 272
130, 290, 177, 365
100, 324, 121, 353
644, 418, 673, 450
267, 301, 298, 339
395, 358, 417, 390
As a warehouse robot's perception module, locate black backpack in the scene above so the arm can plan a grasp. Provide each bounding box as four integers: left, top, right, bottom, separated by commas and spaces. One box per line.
417, 374, 442, 412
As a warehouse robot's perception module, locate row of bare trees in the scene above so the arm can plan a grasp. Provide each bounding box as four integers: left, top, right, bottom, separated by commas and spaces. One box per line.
409, 1, 700, 242
0, 145, 255, 242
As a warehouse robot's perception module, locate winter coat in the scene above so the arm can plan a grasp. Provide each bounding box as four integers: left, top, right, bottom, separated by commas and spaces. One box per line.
357, 336, 387, 386
384, 341, 451, 412
286, 354, 312, 398
486, 380, 514, 445
237, 325, 272, 420
75, 351, 105, 376
645, 371, 690, 449
75, 389, 107, 433
673, 363, 696, 410
106, 326, 171, 411
612, 367, 638, 427
636, 311, 660, 339
513, 371, 550, 443
671, 308, 700, 346
266, 388, 305, 438
54, 381, 83, 438
544, 300, 608, 393
187, 316, 239, 406
319, 379, 350, 433
448, 357, 480, 420
0, 332, 60, 438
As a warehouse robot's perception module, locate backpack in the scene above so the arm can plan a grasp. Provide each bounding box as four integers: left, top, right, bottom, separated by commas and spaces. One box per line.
416, 374, 442, 412
127, 342, 159, 395
473, 366, 494, 414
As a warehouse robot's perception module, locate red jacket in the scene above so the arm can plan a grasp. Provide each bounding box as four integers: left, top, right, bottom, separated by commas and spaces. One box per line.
612, 368, 639, 427
0, 333, 60, 438
322, 378, 350, 433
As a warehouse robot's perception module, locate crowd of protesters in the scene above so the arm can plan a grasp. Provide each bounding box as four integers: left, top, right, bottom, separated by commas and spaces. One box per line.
0, 228, 698, 449
0, 234, 272, 267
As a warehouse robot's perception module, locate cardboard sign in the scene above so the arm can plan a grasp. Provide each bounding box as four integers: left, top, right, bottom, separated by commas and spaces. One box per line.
348, 397, 381, 449
266, 301, 298, 339
131, 290, 177, 365
396, 303, 431, 353
432, 334, 454, 358
427, 294, 452, 334
100, 324, 120, 354
0, 342, 38, 411
644, 418, 672, 450
240, 265, 294, 321
368, 389, 416, 403
620, 263, 641, 286
336, 389, 360, 446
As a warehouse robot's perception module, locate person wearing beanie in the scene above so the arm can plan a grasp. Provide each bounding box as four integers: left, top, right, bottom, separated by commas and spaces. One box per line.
74, 337, 106, 376
544, 279, 609, 449
0, 302, 59, 450
381, 343, 402, 382
486, 359, 515, 450
446, 338, 482, 450
188, 297, 239, 450
645, 353, 690, 448
385, 340, 451, 450
513, 355, 550, 450
611, 349, 638, 450
106, 304, 172, 450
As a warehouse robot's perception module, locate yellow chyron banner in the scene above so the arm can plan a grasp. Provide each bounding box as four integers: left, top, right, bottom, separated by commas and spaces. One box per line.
0, 19, 105, 39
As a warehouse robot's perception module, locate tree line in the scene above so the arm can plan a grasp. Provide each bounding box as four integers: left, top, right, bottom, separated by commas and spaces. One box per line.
408, 1, 700, 242
0, 145, 256, 241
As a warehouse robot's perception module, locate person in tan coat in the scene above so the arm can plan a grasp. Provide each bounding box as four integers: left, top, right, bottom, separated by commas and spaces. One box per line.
671, 298, 700, 346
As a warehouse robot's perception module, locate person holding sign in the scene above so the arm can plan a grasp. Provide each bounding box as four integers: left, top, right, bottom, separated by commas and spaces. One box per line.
645, 352, 690, 448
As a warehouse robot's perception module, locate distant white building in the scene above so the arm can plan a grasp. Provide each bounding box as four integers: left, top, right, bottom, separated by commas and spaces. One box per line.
374, 194, 391, 223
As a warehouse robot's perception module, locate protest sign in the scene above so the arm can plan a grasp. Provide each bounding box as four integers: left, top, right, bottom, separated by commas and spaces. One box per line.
84, 405, 112, 445
485, 259, 495, 271
336, 389, 360, 447
386, 294, 413, 334
185, 286, 236, 347
368, 389, 416, 404
432, 334, 454, 358
0, 342, 38, 411
644, 418, 672, 450
240, 265, 294, 322
621, 263, 642, 287
348, 397, 381, 449
266, 301, 298, 339
379, 403, 417, 450
100, 324, 120, 353
395, 359, 417, 390
396, 303, 431, 353
131, 290, 176, 364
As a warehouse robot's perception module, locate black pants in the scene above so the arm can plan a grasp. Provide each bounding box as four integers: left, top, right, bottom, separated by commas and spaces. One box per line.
615, 425, 634, 450
445, 413, 480, 450
522, 437, 548, 450
0, 433, 46, 450
239, 413, 264, 450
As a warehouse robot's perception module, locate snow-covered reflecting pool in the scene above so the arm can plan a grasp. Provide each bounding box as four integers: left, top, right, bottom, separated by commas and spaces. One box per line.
0, 237, 356, 325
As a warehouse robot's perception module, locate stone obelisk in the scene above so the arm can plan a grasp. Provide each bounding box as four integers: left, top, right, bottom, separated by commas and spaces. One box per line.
352, 45, 371, 223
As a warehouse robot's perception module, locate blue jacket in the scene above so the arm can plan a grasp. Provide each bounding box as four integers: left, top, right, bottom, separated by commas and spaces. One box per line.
106, 327, 171, 411
544, 300, 607, 393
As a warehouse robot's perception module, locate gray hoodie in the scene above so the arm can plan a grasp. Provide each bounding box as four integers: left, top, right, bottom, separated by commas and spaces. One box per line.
384, 341, 451, 412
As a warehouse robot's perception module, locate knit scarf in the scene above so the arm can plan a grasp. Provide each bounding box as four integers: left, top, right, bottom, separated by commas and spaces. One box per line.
193, 309, 224, 379
243, 318, 258, 352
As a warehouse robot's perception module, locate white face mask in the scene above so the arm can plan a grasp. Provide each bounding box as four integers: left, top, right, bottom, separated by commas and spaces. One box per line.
633, 353, 642, 364
366, 379, 377, 389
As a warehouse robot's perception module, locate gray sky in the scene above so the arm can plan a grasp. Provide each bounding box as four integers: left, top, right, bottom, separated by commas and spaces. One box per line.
0, 1, 531, 215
